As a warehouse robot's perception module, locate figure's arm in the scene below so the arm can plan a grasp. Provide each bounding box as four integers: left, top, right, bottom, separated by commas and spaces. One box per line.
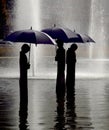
27, 62, 30, 69
55, 50, 58, 61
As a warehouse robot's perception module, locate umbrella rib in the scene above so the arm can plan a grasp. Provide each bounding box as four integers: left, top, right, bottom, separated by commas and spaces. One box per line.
34, 32, 37, 44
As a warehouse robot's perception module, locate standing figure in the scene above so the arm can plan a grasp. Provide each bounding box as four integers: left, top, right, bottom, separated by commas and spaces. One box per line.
66, 44, 78, 100
19, 44, 30, 104
55, 39, 65, 102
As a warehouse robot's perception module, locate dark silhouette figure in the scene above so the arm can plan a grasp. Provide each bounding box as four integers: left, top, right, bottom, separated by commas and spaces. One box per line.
55, 39, 65, 101
19, 44, 30, 104
66, 44, 78, 101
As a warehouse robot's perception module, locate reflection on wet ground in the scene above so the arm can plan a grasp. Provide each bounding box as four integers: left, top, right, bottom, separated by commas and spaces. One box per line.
0, 78, 109, 129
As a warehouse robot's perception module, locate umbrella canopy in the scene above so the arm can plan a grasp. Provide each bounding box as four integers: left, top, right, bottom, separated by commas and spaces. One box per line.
4, 29, 56, 45
41, 27, 79, 43
80, 34, 95, 43
68, 34, 95, 43
4, 29, 56, 63
41, 27, 95, 43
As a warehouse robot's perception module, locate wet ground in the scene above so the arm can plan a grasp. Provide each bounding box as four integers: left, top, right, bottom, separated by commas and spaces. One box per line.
0, 78, 109, 130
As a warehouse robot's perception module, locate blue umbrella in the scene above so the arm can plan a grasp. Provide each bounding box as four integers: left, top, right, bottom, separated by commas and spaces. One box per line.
4, 29, 56, 62
68, 33, 95, 43
4, 29, 55, 45
80, 34, 95, 43
41, 27, 80, 43
41, 27, 95, 43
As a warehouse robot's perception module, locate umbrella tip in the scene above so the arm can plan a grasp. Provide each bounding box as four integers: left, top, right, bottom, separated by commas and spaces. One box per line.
52, 24, 56, 28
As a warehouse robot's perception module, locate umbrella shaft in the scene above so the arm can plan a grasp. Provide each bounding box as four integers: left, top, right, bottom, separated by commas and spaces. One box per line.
28, 43, 31, 63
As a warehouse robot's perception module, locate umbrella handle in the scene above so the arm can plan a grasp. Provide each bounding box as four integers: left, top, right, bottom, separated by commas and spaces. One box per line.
28, 43, 31, 63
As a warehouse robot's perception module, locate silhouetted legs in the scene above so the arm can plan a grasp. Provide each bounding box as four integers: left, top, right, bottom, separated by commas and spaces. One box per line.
19, 77, 28, 104
66, 64, 76, 101
56, 71, 65, 103
19, 78, 28, 130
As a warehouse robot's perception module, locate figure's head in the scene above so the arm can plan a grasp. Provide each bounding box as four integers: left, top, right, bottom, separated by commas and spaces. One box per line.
56, 39, 64, 48
70, 44, 78, 51
21, 44, 30, 53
